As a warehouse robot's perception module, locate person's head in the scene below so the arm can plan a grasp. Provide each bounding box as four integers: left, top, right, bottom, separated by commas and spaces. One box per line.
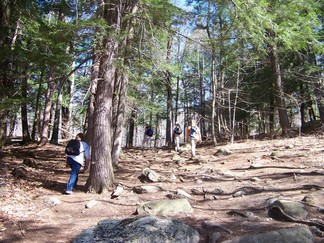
76, 133, 85, 141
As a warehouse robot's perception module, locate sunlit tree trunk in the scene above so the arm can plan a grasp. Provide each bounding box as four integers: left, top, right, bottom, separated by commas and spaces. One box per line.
269, 45, 290, 135
21, 73, 31, 143
31, 72, 43, 142
85, 54, 99, 145
86, 0, 139, 193
40, 72, 55, 146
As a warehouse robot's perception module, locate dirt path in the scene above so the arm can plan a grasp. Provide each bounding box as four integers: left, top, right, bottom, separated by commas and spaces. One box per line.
1, 135, 324, 242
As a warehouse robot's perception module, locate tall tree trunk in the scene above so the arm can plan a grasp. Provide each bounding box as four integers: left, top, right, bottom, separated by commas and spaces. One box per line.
85, 54, 99, 145
198, 51, 205, 137
165, 71, 172, 146
165, 34, 173, 146
86, 0, 121, 193
50, 90, 62, 145
86, 40, 116, 193
0, 0, 12, 148
314, 78, 324, 122
21, 74, 31, 143
111, 70, 128, 166
40, 72, 55, 146
269, 45, 290, 135
31, 72, 43, 141
62, 61, 75, 139
211, 55, 217, 146
127, 108, 136, 147
175, 76, 179, 123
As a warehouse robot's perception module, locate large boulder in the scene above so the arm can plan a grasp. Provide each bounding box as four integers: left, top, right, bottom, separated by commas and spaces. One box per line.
73, 216, 199, 243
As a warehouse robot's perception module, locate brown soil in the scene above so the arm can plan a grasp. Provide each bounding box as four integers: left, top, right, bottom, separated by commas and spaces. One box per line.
1, 135, 324, 243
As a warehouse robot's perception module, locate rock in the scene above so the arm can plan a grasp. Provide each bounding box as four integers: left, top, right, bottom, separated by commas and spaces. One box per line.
135, 198, 193, 216
222, 226, 313, 243
11, 165, 28, 178
133, 185, 162, 194
214, 148, 232, 156
268, 199, 308, 220
73, 216, 199, 243
142, 168, 160, 182
176, 189, 192, 199
43, 197, 62, 206
111, 185, 124, 199
85, 200, 97, 209
23, 158, 38, 168
172, 154, 181, 161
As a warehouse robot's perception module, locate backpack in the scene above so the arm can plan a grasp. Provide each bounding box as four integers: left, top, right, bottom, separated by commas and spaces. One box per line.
65, 139, 81, 156
174, 125, 182, 135
146, 128, 153, 137
189, 126, 197, 137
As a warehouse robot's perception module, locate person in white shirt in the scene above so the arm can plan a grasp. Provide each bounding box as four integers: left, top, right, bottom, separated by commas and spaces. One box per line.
65, 133, 90, 194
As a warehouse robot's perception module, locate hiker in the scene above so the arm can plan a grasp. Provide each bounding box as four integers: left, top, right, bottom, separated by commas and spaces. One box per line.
142, 124, 153, 148
186, 120, 201, 159
65, 133, 90, 194
173, 121, 182, 152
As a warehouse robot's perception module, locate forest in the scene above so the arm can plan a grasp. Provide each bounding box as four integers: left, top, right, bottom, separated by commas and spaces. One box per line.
0, 0, 323, 194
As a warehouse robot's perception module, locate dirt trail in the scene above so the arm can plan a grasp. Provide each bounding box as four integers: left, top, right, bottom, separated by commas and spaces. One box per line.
1, 135, 324, 242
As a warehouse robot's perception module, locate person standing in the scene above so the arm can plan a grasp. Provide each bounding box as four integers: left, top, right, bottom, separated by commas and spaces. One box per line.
65, 133, 90, 194
186, 120, 201, 159
173, 121, 182, 152
142, 124, 153, 148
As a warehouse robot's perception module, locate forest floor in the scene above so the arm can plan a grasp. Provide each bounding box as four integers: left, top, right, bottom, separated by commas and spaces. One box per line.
1, 134, 324, 243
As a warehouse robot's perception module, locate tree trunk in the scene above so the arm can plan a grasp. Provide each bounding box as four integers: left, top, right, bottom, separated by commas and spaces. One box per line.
86, 0, 139, 193
211, 55, 217, 145
269, 45, 290, 135
111, 69, 128, 166
86, 41, 116, 193
40, 72, 55, 146
314, 78, 324, 122
61, 61, 75, 140
127, 108, 136, 147
165, 71, 172, 146
85, 54, 99, 145
31, 72, 43, 142
21, 74, 31, 143
50, 91, 62, 145
0, 0, 12, 148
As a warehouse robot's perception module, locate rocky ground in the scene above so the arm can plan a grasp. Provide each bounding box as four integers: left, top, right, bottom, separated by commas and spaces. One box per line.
0, 134, 324, 242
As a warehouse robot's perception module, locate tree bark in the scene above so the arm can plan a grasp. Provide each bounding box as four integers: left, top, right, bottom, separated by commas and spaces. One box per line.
85, 54, 99, 145
21, 73, 31, 143
31, 72, 43, 141
85, 0, 139, 193
40, 72, 55, 146
111, 69, 128, 166
269, 45, 290, 135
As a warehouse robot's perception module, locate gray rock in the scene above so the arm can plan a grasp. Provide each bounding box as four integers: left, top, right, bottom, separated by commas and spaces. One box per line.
222, 226, 313, 243
142, 168, 160, 182
136, 198, 193, 216
268, 199, 308, 220
43, 197, 62, 206
133, 185, 163, 194
73, 216, 199, 243
85, 200, 97, 208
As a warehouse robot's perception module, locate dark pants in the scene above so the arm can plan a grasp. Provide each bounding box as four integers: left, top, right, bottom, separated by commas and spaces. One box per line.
66, 157, 82, 192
